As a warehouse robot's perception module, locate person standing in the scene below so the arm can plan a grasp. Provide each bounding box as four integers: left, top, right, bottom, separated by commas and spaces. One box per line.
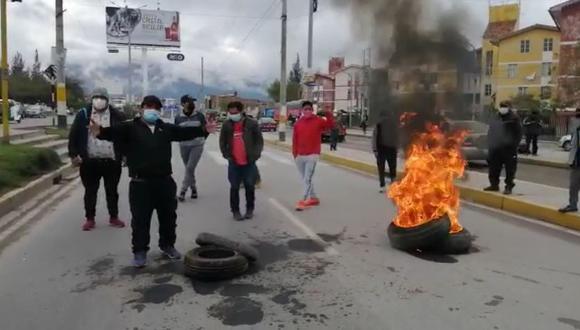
485, 101, 523, 195
329, 121, 339, 151
559, 108, 580, 213
360, 116, 368, 135
219, 102, 264, 221
68, 88, 126, 231
90, 95, 212, 268
372, 112, 399, 193
175, 95, 207, 201
523, 110, 542, 156
292, 101, 335, 211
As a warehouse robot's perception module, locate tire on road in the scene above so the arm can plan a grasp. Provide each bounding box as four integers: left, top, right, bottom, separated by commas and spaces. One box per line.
184, 246, 249, 281
387, 216, 451, 251
437, 228, 472, 255
196, 232, 259, 262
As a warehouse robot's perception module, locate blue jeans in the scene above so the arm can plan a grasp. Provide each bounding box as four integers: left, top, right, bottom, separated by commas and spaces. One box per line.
228, 162, 257, 212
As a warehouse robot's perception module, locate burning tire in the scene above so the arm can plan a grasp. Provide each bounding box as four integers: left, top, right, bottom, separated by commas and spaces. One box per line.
184, 246, 249, 281
196, 232, 259, 262
437, 228, 472, 255
387, 216, 451, 251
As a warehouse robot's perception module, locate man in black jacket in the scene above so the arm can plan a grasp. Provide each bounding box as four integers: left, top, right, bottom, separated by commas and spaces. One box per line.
372, 111, 399, 193
90, 95, 211, 268
219, 102, 263, 221
68, 88, 126, 231
485, 101, 523, 195
523, 110, 542, 155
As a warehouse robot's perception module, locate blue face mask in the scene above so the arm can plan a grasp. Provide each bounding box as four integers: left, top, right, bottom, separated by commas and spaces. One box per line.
143, 109, 160, 124
228, 113, 242, 122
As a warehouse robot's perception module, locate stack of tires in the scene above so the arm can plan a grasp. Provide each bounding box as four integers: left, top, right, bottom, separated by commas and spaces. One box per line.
387, 216, 472, 254
184, 233, 259, 281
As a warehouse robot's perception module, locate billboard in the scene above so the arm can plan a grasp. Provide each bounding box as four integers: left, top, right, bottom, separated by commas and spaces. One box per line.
106, 7, 180, 48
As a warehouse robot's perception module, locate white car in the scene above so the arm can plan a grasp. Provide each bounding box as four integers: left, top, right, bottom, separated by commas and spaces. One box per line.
559, 134, 573, 151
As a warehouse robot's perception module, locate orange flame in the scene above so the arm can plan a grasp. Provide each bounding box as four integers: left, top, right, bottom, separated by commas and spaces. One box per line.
388, 121, 467, 234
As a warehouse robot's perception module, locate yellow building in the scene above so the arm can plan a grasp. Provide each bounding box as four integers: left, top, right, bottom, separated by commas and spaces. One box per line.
491, 25, 561, 107
481, 2, 520, 108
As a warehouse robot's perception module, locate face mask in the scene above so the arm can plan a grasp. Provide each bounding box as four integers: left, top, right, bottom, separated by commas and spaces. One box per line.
228, 113, 242, 122
92, 98, 108, 111
302, 110, 314, 118
499, 107, 509, 115
143, 109, 160, 124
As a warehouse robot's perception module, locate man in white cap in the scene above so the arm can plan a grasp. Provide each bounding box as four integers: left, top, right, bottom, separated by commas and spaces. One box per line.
68, 87, 127, 231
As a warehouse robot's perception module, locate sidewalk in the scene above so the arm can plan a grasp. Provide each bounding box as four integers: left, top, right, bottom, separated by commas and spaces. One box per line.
263, 133, 580, 232
347, 128, 570, 169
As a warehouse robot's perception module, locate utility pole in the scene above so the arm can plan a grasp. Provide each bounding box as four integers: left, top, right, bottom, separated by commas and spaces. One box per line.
55, 0, 67, 128
307, 0, 313, 68
278, 0, 287, 142
142, 48, 148, 97
127, 18, 132, 105
200, 56, 204, 109
1, 0, 9, 143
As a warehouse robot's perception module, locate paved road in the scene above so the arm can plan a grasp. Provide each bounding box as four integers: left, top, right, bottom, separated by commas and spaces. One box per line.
342, 135, 572, 189
1, 137, 580, 330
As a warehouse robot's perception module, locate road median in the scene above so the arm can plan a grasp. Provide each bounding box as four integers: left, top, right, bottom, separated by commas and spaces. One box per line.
264, 138, 580, 232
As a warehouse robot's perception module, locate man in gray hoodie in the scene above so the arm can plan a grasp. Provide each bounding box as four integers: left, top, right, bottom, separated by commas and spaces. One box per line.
175, 95, 207, 201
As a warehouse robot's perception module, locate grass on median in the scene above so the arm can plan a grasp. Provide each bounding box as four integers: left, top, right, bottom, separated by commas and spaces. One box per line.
45, 127, 70, 140
0, 144, 63, 196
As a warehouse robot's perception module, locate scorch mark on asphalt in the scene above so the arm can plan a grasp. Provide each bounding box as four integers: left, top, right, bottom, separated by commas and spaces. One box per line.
268, 197, 339, 256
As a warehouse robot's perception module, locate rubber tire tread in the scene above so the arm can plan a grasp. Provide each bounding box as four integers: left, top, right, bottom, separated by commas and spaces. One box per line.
196, 232, 259, 262
183, 246, 249, 281
437, 228, 472, 255
388, 216, 451, 251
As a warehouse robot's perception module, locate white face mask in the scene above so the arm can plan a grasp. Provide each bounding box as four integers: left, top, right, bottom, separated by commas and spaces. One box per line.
92, 98, 108, 111
499, 107, 509, 115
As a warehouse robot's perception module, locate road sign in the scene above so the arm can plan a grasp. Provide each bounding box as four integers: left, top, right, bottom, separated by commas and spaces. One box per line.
167, 53, 185, 61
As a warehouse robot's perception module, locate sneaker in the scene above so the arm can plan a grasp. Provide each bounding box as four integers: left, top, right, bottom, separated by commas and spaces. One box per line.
305, 198, 320, 206
109, 217, 126, 228
82, 219, 96, 231
133, 252, 147, 268
161, 247, 182, 260
244, 209, 254, 220
295, 200, 308, 211
233, 211, 244, 221
483, 186, 500, 192
191, 189, 198, 199
177, 192, 186, 202
559, 205, 578, 213
255, 180, 262, 189
379, 186, 386, 194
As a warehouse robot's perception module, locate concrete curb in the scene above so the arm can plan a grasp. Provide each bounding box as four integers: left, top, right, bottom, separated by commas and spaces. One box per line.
0, 163, 75, 218
264, 139, 580, 232
518, 157, 569, 169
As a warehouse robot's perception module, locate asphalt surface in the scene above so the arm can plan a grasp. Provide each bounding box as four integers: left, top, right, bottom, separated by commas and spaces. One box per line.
1, 137, 580, 329
342, 134, 572, 189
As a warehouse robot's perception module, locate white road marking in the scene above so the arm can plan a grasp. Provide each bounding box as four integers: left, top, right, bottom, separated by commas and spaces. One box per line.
262, 151, 294, 165
268, 197, 340, 256
207, 151, 228, 166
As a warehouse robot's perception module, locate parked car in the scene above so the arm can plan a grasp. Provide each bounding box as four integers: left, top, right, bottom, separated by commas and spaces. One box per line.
258, 117, 277, 132
25, 104, 44, 118
322, 120, 346, 143
559, 134, 572, 151
448, 120, 489, 162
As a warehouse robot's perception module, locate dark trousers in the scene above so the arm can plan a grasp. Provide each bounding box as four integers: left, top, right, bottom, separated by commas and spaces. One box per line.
129, 177, 178, 253
79, 159, 122, 219
525, 134, 539, 155
488, 148, 518, 187
376, 146, 398, 187
229, 162, 257, 213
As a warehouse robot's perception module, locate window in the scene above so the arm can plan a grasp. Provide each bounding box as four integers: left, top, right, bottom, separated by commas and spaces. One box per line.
518, 87, 528, 95
543, 38, 553, 52
541, 86, 552, 99
520, 40, 530, 53
485, 50, 493, 76
485, 84, 492, 96
507, 64, 518, 79
542, 62, 552, 77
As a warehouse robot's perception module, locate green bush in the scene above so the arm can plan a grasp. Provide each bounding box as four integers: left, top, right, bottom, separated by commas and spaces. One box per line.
0, 145, 62, 195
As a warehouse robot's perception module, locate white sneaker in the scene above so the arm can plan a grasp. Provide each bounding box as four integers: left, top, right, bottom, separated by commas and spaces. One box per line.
379, 187, 386, 193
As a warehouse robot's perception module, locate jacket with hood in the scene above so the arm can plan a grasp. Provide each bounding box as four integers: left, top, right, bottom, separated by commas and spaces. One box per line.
487, 111, 523, 151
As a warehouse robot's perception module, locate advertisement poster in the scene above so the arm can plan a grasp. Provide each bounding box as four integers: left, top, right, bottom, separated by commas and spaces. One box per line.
106, 7, 180, 48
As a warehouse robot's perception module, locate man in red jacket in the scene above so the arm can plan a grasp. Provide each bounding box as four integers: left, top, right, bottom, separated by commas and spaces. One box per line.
292, 101, 335, 211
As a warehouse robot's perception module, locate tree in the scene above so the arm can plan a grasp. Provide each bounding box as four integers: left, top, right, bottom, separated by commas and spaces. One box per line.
10, 52, 25, 76
31, 49, 41, 79
267, 79, 281, 102
289, 53, 303, 84
510, 94, 541, 113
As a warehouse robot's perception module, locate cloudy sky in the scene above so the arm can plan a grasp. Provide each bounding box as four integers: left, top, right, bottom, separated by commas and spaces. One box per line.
5, 0, 565, 97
